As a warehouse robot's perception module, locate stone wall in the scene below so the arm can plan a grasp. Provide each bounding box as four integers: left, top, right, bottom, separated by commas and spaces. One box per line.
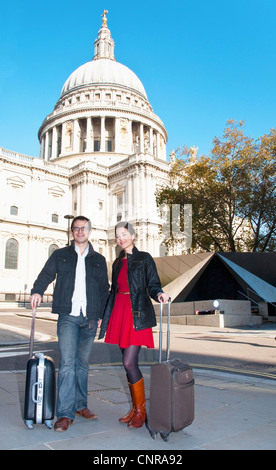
153, 299, 263, 328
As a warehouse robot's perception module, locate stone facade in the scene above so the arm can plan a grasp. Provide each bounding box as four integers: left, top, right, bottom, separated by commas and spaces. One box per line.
0, 13, 170, 297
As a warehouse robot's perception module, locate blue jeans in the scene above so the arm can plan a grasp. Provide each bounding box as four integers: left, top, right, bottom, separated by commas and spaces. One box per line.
56, 313, 97, 420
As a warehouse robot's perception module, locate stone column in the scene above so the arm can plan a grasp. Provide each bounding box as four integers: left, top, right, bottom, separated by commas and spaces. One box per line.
73, 119, 80, 153
100, 117, 105, 152
114, 117, 120, 153
156, 133, 160, 159
77, 182, 82, 213
40, 134, 45, 159
132, 168, 139, 221
61, 122, 66, 155
51, 126, 57, 159
128, 120, 132, 154
127, 174, 133, 219
139, 123, 144, 154
44, 132, 49, 160
86, 118, 92, 152
149, 128, 153, 155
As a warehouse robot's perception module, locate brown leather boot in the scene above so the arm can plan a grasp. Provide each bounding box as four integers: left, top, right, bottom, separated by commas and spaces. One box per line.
128, 377, 146, 428
119, 382, 135, 423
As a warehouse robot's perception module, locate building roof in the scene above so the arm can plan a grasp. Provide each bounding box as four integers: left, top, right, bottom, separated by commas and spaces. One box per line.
218, 254, 276, 303
154, 252, 276, 303
60, 59, 147, 100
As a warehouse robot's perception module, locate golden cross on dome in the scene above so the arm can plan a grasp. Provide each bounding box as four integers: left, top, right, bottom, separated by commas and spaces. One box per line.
101, 10, 108, 27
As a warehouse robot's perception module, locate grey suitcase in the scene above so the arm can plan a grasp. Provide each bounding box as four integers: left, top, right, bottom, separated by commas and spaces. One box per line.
147, 300, 194, 441
24, 307, 56, 429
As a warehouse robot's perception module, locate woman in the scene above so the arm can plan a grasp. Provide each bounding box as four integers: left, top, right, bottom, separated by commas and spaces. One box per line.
99, 222, 169, 428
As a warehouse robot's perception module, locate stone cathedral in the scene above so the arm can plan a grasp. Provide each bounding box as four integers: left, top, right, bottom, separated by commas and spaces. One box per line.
0, 12, 170, 298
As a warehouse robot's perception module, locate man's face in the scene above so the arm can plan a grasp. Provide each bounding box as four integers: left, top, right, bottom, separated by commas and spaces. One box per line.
71, 220, 91, 246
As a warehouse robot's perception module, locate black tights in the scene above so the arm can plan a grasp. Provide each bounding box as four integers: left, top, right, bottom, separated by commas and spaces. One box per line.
121, 345, 142, 384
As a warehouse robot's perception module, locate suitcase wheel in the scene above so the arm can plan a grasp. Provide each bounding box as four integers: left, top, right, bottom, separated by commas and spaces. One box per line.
45, 420, 53, 429
149, 429, 157, 440
160, 431, 169, 442
145, 419, 157, 439
25, 420, 34, 430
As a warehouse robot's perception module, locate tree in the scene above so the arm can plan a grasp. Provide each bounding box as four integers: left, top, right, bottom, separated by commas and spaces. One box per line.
156, 120, 276, 252
242, 129, 276, 251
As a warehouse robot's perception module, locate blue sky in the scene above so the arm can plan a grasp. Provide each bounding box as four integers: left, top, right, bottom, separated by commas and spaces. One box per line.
1, 0, 275, 159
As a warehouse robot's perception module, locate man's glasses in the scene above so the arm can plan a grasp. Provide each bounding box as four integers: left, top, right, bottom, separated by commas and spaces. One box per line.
72, 226, 89, 232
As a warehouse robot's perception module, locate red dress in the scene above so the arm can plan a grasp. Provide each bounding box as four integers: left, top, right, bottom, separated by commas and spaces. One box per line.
104, 259, 154, 348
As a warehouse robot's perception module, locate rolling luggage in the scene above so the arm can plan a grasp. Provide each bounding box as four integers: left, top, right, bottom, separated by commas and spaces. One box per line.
24, 307, 56, 429
147, 299, 194, 442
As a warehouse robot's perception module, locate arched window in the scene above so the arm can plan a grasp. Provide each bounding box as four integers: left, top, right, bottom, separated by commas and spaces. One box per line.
48, 244, 59, 258
52, 213, 59, 223
5, 238, 18, 269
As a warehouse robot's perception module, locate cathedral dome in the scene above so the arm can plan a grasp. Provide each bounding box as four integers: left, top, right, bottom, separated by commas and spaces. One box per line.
60, 58, 147, 100
60, 12, 147, 101
38, 11, 167, 164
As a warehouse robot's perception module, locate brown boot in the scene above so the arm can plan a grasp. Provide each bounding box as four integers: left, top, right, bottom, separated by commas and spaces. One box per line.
128, 377, 146, 428
119, 382, 135, 423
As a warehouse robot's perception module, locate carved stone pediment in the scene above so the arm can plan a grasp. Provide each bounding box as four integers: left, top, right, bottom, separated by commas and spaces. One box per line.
7, 176, 26, 189
112, 183, 125, 194
48, 185, 65, 197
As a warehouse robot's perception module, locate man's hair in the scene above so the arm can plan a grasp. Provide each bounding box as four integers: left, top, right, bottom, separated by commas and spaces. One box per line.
71, 216, 91, 231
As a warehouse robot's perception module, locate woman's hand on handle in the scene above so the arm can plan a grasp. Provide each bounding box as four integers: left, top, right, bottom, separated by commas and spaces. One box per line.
157, 292, 170, 303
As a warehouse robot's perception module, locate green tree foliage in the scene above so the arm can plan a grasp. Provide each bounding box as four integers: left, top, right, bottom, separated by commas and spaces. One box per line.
156, 120, 276, 252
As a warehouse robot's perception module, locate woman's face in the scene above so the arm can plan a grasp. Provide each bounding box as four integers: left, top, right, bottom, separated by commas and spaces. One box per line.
115, 226, 135, 253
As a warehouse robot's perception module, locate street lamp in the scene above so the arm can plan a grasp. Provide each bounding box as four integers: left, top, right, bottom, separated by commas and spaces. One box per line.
64, 214, 74, 246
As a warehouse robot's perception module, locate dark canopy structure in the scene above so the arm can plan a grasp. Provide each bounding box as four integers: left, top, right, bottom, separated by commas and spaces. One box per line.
154, 253, 276, 313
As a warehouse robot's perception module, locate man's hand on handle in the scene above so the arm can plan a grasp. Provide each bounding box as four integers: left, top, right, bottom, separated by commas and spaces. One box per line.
30, 293, 42, 310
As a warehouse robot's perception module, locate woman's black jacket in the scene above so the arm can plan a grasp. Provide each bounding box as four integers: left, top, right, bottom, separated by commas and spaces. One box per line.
99, 246, 163, 339
30, 242, 109, 321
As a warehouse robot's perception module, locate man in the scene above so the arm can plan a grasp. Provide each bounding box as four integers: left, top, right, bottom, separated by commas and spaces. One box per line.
30, 216, 109, 431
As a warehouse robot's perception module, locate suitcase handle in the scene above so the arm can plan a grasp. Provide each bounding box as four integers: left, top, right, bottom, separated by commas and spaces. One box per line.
158, 298, 171, 363
29, 307, 36, 359
32, 382, 43, 404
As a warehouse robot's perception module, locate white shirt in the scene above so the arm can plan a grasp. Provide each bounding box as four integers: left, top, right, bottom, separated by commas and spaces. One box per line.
70, 245, 88, 317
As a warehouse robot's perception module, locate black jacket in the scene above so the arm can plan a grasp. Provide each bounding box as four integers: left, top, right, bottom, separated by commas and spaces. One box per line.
31, 242, 109, 320
99, 246, 163, 339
